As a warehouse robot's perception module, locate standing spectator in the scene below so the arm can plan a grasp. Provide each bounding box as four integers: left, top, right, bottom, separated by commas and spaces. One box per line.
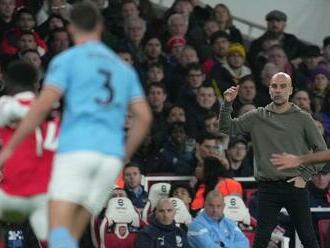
135, 198, 189, 248
188, 190, 249, 248
220, 72, 327, 247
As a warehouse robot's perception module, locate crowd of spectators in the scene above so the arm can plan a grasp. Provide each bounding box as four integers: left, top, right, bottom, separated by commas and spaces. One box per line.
0, 0, 329, 247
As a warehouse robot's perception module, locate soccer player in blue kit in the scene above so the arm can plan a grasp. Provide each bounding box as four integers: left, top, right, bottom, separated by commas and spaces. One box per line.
0, 1, 152, 247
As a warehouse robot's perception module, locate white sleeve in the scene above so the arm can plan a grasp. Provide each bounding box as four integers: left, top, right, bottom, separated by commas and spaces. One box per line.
0, 96, 30, 127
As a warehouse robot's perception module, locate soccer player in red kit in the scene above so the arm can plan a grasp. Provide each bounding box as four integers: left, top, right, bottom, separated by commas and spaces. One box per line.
0, 60, 60, 247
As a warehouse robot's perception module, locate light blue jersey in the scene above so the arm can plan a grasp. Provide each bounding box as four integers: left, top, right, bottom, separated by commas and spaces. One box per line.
44, 41, 144, 158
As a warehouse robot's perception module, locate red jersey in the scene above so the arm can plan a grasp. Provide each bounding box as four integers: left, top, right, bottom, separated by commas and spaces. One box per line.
0, 92, 60, 196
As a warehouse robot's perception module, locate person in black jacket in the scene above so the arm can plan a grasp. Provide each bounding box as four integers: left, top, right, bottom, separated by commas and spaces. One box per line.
135, 198, 189, 248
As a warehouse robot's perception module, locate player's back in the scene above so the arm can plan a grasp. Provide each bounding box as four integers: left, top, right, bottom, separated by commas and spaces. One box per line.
45, 41, 144, 158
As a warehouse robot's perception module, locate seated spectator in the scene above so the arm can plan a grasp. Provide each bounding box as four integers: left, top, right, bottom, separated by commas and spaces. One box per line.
0, 0, 16, 37
319, 90, 330, 140
169, 182, 194, 213
267, 45, 308, 90
291, 89, 312, 113
166, 35, 186, 66
238, 103, 257, 117
123, 162, 148, 211
144, 62, 165, 88
308, 168, 330, 222
209, 42, 250, 96
310, 66, 330, 113
177, 62, 205, 111
147, 82, 168, 149
188, 190, 249, 248
227, 136, 253, 177
135, 198, 189, 248
36, 0, 72, 26
255, 62, 280, 106
156, 122, 195, 175
223, 43, 251, 82
211, 3, 243, 44
191, 156, 242, 212
165, 104, 186, 124
203, 111, 219, 134
37, 14, 68, 40
312, 115, 330, 147
185, 84, 220, 137
248, 9, 305, 68
232, 75, 257, 117
202, 30, 230, 75
297, 45, 323, 82
322, 36, 330, 66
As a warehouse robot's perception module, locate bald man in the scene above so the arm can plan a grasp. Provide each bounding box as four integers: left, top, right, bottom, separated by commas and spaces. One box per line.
135, 198, 189, 248
188, 191, 248, 248
220, 72, 327, 248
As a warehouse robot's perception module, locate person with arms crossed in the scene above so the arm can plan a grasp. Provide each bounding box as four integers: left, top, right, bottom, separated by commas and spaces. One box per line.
0, 60, 59, 247
220, 72, 327, 248
0, 1, 152, 248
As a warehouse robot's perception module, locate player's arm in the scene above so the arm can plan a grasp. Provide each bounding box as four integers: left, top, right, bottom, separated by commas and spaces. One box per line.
0, 86, 61, 168
125, 99, 152, 160
271, 150, 330, 170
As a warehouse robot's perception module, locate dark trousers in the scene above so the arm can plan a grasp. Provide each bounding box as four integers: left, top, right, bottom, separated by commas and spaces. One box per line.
253, 181, 319, 248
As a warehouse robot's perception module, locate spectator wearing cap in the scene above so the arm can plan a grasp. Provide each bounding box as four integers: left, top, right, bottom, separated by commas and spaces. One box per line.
222, 43, 251, 83
208, 43, 251, 97
167, 35, 186, 66
297, 45, 323, 82
226, 136, 253, 177
201, 30, 230, 75
248, 9, 305, 72
310, 66, 330, 113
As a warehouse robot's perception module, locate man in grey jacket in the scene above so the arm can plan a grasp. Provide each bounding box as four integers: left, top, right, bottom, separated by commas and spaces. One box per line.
220, 72, 326, 248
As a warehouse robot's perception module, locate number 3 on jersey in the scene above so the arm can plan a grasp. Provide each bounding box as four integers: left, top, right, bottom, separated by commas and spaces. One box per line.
95, 69, 114, 105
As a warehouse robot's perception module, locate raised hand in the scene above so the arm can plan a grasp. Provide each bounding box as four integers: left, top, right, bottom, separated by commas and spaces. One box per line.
270, 153, 302, 170
223, 86, 239, 103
